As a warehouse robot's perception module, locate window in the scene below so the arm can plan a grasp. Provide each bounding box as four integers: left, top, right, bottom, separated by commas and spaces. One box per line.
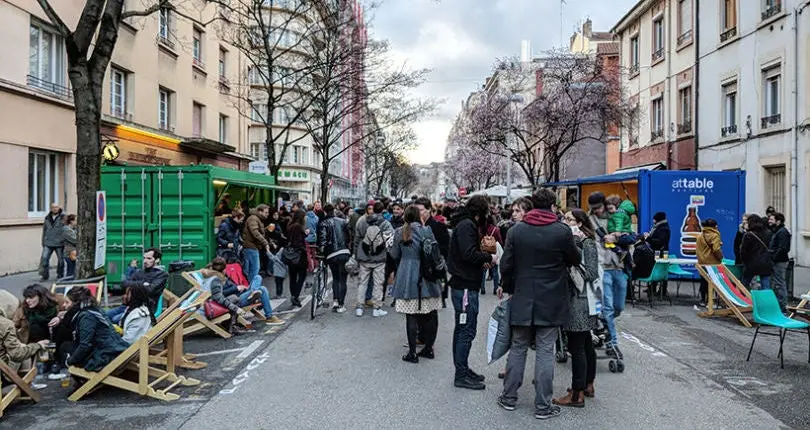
192, 27, 203, 67
762, 66, 781, 127
721, 0, 737, 41
159, 88, 172, 130
722, 81, 738, 136
251, 103, 268, 122
218, 114, 228, 143
28, 23, 66, 92
192, 103, 204, 137
274, 106, 292, 124
159, 8, 170, 38
270, 28, 300, 48
678, 0, 692, 43
251, 142, 268, 161
629, 36, 639, 73
277, 145, 289, 163
678, 86, 691, 134
218, 47, 227, 78
651, 97, 664, 139
652, 18, 664, 60
28, 151, 62, 215
293, 145, 300, 163
764, 165, 786, 214
110, 67, 127, 119
762, 0, 783, 20
273, 67, 291, 87
302, 146, 309, 164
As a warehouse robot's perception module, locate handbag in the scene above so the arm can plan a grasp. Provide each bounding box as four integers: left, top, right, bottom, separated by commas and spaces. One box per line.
204, 300, 230, 320
281, 247, 303, 267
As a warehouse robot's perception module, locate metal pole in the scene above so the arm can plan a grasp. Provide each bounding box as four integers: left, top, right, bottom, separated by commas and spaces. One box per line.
506, 132, 512, 203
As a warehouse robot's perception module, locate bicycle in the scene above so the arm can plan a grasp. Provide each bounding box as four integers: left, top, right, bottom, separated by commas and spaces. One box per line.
310, 256, 331, 320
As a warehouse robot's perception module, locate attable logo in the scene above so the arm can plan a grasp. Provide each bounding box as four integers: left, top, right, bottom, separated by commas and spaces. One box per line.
672, 177, 714, 190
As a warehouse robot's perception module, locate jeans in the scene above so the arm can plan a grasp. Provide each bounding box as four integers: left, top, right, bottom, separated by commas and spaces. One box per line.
771, 262, 788, 310
502, 326, 558, 413
275, 277, 285, 297
602, 269, 627, 346
239, 275, 273, 318
481, 264, 500, 293
289, 266, 307, 300
107, 305, 127, 324
243, 248, 261, 282
451, 288, 479, 380
357, 262, 385, 308
40, 246, 65, 279
64, 258, 76, 280
328, 255, 350, 306
744, 275, 772, 292
566, 330, 596, 391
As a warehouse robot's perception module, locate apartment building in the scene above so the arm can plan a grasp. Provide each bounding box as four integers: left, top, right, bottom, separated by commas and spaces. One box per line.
612, 0, 697, 170
0, 0, 250, 274
570, 18, 615, 55
696, 0, 810, 268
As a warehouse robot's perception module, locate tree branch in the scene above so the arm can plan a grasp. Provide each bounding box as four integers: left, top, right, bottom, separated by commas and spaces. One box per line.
34, 0, 71, 36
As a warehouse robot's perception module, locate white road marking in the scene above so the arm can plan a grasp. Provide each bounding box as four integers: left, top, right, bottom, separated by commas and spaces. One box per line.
192, 347, 246, 358
235, 340, 265, 360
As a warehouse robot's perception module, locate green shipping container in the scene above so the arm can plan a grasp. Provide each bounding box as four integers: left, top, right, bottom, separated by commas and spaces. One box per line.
101, 164, 285, 289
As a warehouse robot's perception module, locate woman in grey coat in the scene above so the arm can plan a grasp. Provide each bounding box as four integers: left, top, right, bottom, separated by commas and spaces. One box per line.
390, 206, 442, 363
554, 209, 600, 408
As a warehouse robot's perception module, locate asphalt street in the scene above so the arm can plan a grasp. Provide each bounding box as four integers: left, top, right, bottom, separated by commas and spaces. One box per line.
1, 271, 807, 429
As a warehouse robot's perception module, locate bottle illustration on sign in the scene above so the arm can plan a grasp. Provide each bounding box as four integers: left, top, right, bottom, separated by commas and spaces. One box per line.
680, 204, 702, 256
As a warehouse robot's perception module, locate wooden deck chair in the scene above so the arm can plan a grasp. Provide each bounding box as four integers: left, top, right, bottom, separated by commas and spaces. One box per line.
788, 289, 810, 321
51, 277, 105, 302
179, 271, 254, 339
149, 287, 208, 370
696, 264, 753, 327
0, 361, 40, 418
67, 291, 209, 402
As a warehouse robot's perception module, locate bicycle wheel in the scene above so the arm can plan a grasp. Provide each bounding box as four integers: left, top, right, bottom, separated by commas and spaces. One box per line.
310, 267, 319, 320
318, 262, 330, 308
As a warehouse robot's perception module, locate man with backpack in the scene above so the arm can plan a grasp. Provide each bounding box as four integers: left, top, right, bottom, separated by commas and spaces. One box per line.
354, 201, 394, 317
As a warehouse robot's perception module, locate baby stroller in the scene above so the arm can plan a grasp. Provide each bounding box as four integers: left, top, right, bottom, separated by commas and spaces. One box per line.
555, 317, 625, 373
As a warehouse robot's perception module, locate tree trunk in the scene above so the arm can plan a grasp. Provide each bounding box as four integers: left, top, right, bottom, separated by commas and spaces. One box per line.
72, 73, 102, 279
319, 156, 330, 203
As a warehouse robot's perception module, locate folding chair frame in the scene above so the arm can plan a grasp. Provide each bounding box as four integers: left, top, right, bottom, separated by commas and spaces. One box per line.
0, 361, 40, 417
696, 264, 753, 328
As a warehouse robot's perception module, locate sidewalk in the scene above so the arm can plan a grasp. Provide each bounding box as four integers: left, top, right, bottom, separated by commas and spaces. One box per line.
0, 270, 51, 297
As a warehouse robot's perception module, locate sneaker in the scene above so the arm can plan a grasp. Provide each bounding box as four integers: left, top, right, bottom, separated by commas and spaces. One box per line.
535, 406, 561, 420
355, 307, 364, 317
417, 348, 435, 359
32, 382, 48, 390
466, 369, 485, 382
497, 396, 516, 411
265, 316, 285, 326
336, 306, 347, 314
454, 377, 485, 390
372, 308, 388, 317
331, 301, 339, 311
291, 297, 302, 308
48, 372, 67, 381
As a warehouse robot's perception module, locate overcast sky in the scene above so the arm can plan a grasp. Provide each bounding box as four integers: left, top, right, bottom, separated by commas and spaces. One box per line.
369, 0, 638, 165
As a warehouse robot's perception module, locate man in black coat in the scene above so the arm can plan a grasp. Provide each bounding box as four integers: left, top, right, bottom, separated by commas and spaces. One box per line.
645, 211, 671, 295
768, 212, 791, 310
496, 188, 580, 419
447, 195, 495, 390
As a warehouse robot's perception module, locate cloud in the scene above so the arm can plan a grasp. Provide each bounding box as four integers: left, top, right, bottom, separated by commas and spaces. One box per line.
371, 0, 639, 163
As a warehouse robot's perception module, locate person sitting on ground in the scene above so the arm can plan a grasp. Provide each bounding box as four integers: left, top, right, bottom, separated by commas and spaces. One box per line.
0, 290, 49, 372
119, 283, 155, 345
200, 258, 256, 332
114, 248, 168, 321
65, 287, 129, 372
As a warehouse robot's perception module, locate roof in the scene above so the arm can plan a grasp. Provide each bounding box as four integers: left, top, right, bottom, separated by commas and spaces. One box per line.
590, 31, 613, 41
596, 42, 619, 55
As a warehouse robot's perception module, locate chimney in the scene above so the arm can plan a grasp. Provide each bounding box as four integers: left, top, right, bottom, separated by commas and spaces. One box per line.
583, 19, 593, 38
520, 40, 532, 62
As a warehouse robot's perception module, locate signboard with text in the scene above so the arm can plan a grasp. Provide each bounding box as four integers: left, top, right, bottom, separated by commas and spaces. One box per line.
94, 191, 107, 270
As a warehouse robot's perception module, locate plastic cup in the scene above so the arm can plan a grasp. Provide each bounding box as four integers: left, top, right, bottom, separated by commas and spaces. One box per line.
662, 251, 669, 259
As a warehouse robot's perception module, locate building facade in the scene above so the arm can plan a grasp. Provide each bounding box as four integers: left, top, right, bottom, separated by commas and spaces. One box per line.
612, 0, 697, 170
696, 0, 809, 268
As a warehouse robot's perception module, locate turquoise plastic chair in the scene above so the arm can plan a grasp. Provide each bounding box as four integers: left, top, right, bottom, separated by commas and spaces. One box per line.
746, 289, 810, 369
668, 264, 695, 298
721, 258, 744, 281
634, 262, 671, 307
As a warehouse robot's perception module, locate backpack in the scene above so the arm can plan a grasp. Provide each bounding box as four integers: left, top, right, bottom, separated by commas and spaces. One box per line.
361, 222, 387, 257
420, 235, 446, 282
632, 241, 655, 279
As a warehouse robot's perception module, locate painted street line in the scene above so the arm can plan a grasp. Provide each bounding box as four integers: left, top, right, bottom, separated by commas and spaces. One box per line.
621, 331, 668, 357
235, 340, 265, 360
721, 375, 782, 397
192, 347, 247, 358
219, 350, 272, 395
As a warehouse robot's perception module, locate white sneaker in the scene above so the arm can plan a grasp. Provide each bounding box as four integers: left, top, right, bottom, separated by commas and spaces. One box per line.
332, 301, 339, 311
48, 372, 67, 381
355, 307, 364, 317
336, 306, 346, 313
32, 382, 48, 390
373, 308, 388, 317
801, 294, 810, 301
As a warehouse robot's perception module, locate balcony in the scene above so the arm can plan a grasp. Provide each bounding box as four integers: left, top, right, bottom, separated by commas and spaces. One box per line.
26, 75, 72, 100
721, 124, 738, 137
192, 57, 205, 71
761, 114, 781, 129
720, 27, 737, 43
762, 3, 782, 21
677, 121, 692, 135
650, 129, 664, 141
677, 30, 692, 46
157, 34, 175, 50
629, 63, 640, 76
652, 47, 665, 62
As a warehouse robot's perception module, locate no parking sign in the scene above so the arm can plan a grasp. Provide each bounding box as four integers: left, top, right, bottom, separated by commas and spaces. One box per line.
94, 191, 107, 270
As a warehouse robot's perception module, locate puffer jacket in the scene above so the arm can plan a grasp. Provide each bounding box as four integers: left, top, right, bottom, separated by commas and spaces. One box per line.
68, 305, 129, 371
696, 227, 723, 265
0, 306, 44, 370
318, 215, 350, 260
242, 211, 269, 250
42, 210, 65, 247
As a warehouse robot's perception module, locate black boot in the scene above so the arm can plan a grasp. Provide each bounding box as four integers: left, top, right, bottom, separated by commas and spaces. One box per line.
402, 352, 419, 363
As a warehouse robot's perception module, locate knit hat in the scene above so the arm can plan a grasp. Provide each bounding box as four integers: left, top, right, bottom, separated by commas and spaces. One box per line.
587, 191, 605, 211
653, 211, 667, 222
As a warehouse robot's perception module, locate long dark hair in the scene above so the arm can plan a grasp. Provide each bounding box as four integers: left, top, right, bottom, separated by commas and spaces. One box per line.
401, 206, 421, 244
121, 283, 156, 326
570, 209, 596, 239
67, 286, 98, 311
22, 284, 58, 315
292, 209, 306, 227
746, 214, 767, 234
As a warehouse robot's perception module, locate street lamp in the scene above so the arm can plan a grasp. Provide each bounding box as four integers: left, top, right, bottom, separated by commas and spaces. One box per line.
506, 93, 525, 203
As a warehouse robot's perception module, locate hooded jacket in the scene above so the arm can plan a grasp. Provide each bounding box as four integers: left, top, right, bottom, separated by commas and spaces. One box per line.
353, 213, 393, 263
607, 199, 635, 234
500, 209, 580, 327
217, 217, 243, 250
696, 227, 723, 265
242, 210, 270, 250
68, 304, 129, 371
447, 208, 492, 287
42, 210, 65, 247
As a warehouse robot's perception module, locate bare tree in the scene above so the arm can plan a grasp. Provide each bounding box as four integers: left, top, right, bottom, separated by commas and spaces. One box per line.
33, 0, 181, 277
388, 157, 418, 199
300, 1, 434, 202
213, 0, 320, 179
364, 125, 417, 198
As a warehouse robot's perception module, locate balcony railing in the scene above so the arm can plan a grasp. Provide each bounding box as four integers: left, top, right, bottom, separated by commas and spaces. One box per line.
192, 57, 205, 70
110, 106, 132, 121
650, 129, 664, 141
762, 3, 782, 21
761, 114, 781, 129
159, 122, 175, 132
652, 47, 665, 61
677, 30, 693, 46
677, 121, 692, 135
26, 75, 72, 100
721, 124, 738, 137
157, 34, 175, 50
720, 27, 737, 43
629, 63, 640, 76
